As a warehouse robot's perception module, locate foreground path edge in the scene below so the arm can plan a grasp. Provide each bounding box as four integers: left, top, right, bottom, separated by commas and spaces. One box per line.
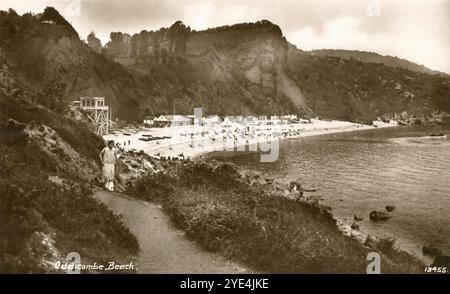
94, 189, 250, 274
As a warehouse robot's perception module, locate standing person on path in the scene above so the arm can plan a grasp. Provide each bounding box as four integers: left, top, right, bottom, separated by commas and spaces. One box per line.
100, 140, 118, 191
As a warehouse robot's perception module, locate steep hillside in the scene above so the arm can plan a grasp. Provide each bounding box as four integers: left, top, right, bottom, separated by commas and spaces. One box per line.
310, 49, 444, 76
0, 8, 142, 120
104, 20, 305, 116
0, 40, 138, 273
1, 7, 449, 123
102, 20, 450, 122
287, 47, 450, 122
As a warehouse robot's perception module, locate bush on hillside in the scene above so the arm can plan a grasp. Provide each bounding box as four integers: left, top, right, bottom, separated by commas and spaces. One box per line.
129, 162, 423, 273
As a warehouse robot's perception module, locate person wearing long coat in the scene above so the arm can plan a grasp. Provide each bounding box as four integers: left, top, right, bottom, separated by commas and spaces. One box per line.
99, 140, 118, 191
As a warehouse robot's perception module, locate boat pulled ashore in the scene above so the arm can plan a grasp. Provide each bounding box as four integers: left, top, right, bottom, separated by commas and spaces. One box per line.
418, 133, 447, 140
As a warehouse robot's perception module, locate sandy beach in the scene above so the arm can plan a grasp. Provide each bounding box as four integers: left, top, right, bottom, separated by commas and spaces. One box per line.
103, 119, 397, 159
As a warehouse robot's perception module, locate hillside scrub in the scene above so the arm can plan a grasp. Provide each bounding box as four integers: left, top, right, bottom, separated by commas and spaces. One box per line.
128, 161, 423, 273
0, 93, 138, 273
0, 120, 138, 273
1, 53, 138, 272
0, 97, 105, 162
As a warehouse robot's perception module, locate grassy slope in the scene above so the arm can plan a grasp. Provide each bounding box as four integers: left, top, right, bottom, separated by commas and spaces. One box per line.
128, 162, 423, 273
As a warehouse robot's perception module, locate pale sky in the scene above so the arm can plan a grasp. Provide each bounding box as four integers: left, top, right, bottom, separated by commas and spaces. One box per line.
1, 0, 449, 73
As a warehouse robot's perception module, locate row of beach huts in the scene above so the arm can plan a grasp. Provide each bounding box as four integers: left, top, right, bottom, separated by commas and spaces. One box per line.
143, 114, 310, 128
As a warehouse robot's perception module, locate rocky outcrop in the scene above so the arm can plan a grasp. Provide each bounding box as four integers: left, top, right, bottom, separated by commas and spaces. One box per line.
423, 244, 443, 257
101, 18, 450, 121
86, 31, 102, 54
102, 20, 306, 116
369, 210, 392, 222
385, 205, 396, 212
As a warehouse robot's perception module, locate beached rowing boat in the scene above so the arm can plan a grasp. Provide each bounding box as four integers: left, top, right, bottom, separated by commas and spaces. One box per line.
418, 133, 447, 140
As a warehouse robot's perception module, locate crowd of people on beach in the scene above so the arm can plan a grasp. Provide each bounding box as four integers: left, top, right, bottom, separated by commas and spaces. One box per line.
99, 117, 369, 193
172, 120, 369, 156
103, 119, 370, 162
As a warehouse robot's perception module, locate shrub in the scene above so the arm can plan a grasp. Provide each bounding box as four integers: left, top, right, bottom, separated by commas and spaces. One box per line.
0, 145, 139, 273
128, 161, 423, 273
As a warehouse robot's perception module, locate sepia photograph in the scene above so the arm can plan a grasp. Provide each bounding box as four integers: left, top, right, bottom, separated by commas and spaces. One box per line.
0, 0, 449, 290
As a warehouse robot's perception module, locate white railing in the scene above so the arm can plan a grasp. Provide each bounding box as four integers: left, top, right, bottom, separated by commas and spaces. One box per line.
80, 106, 109, 110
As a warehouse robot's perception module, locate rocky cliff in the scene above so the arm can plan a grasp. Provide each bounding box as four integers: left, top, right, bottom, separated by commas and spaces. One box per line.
1, 7, 449, 122
0, 8, 142, 120
100, 19, 450, 122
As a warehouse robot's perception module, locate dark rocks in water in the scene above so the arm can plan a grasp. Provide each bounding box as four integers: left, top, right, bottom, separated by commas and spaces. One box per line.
351, 222, 360, 231
265, 178, 274, 185
431, 255, 450, 267
369, 210, 392, 222
423, 244, 443, 257
385, 205, 396, 212
354, 215, 363, 221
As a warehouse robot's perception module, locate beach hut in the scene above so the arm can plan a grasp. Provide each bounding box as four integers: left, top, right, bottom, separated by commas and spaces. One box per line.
269, 116, 281, 125
143, 116, 155, 126
299, 118, 310, 124
257, 116, 269, 125
282, 114, 298, 123
153, 115, 170, 127
153, 115, 191, 127
245, 116, 258, 125
187, 115, 199, 125
202, 115, 221, 126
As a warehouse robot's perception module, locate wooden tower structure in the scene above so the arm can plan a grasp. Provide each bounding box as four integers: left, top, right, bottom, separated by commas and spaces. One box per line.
74, 97, 110, 135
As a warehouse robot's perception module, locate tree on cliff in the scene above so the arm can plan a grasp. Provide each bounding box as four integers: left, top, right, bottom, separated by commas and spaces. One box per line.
87, 31, 102, 54
40, 7, 78, 37
105, 32, 131, 57
167, 21, 190, 54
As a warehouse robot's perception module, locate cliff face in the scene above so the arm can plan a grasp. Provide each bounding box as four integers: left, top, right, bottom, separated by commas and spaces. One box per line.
286, 48, 450, 122
101, 19, 450, 122
1, 7, 449, 122
103, 20, 305, 116
0, 8, 142, 120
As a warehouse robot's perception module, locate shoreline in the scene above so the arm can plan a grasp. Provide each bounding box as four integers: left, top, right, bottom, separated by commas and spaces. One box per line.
204, 126, 448, 266
211, 160, 433, 266
124, 159, 424, 273
110, 121, 441, 270
104, 119, 397, 160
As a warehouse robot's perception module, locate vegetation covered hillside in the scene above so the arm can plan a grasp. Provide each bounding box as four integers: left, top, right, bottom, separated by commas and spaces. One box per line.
310, 49, 444, 76
0, 40, 138, 273
0, 8, 143, 120
102, 19, 450, 122
1, 6, 449, 122
287, 47, 450, 122
129, 161, 423, 273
